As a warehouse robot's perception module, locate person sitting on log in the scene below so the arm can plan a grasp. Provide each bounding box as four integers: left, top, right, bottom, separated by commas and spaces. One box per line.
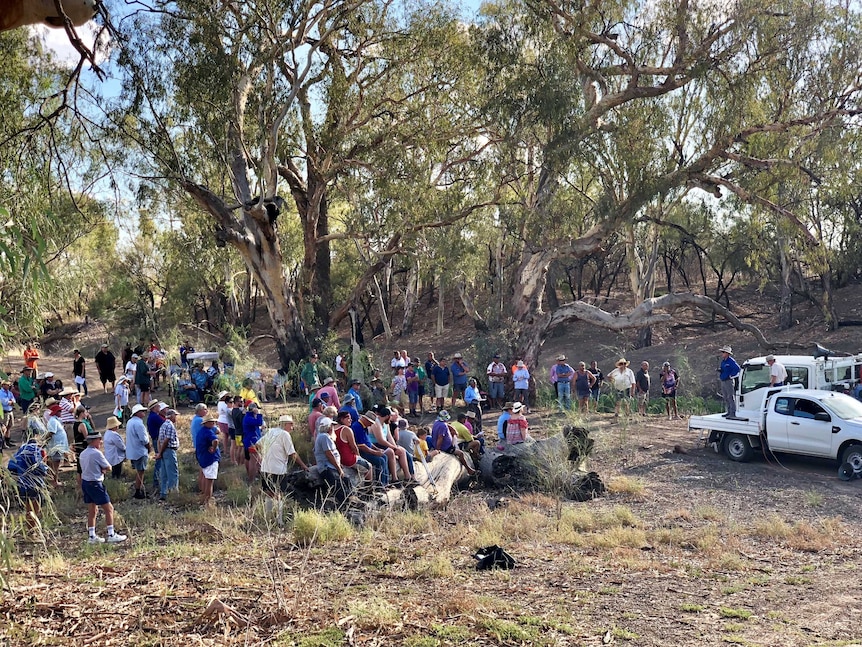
369, 405, 414, 484
496, 402, 513, 451
339, 393, 360, 424
414, 427, 436, 461
308, 398, 326, 438
332, 410, 372, 486
431, 410, 476, 476
505, 402, 530, 446
463, 410, 485, 454
350, 413, 391, 487
313, 417, 352, 507
453, 413, 482, 466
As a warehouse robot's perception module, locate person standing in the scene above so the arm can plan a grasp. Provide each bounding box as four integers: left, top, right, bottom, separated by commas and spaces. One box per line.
135, 353, 153, 406
553, 355, 575, 412
102, 416, 126, 479
431, 358, 451, 411
464, 378, 484, 434
486, 354, 508, 410
405, 362, 420, 417
242, 402, 264, 482
114, 376, 131, 424
0, 379, 17, 449
424, 352, 438, 412
94, 343, 117, 393
450, 353, 469, 408
79, 430, 127, 544
125, 404, 151, 499
718, 346, 741, 419
300, 353, 320, 394
635, 361, 651, 416
72, 350, 88, 396
588, 361, 604, 413
195, 414, 221, 506
17, 367, 37, 420
574, 362, 596, 413
155, 408, 180, 501
335, 350, 347, 390
607, 359, 636, 418
512, 361, 530, 410
23, 342, 39, 372
660, 362, 680, 420
766, 355, 787, 386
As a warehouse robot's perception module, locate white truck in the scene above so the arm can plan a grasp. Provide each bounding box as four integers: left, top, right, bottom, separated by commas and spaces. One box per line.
689, 350, 862, 467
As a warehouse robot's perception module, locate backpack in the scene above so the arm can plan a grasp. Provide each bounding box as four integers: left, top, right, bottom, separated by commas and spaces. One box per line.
474, 545, 515, 570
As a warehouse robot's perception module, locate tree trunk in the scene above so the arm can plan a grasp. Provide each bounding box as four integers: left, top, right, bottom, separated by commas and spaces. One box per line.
456, 278, 489, 332
372, 275, 392, 340
778, 237, 794, 330
402, 260, 420, 335
436, 274, 445, 335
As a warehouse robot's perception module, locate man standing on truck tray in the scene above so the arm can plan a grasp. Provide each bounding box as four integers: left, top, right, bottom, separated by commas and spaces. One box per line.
766, 355, 788, 386
718, 346, 741, 419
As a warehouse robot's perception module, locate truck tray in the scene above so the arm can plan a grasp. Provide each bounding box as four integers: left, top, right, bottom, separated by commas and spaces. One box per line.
688, 412, 763, 437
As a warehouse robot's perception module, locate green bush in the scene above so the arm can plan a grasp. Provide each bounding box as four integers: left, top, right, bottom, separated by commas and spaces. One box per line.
292, 509, 354, 547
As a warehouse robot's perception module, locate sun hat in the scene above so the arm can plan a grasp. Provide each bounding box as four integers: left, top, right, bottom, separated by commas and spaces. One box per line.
323, 377, 334, 385
512, 402, 524, 413
765, 355, 776, 362
437, 410, 451, 421
718, 346, 732, 354
465, 410, 476, 419
164, 408, 177, 417
202, 413, 219, 424
453, 352, 463, 359
85, 430, 103, 442
616, 358, 629, 366
59, 387, 77, 397
131, 404, 147, 415
556, 354, 566, 361
44, 397, 57, 407
517, 360, 525, 368
217, 390, 230, 400
343, 394, 356, 405
148, 400, 161, 409
105, 416, 121, 429
278, 414, 294, 424
502, 402, 514, 410
48, 405, 62, 415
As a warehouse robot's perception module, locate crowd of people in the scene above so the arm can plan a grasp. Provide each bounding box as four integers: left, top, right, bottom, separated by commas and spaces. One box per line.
3, 339, 691, 540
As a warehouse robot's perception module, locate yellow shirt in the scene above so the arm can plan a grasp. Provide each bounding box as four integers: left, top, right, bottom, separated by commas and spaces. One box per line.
415, 438, 429, 460
451, 421, 473, 443
239, 387, 259, 406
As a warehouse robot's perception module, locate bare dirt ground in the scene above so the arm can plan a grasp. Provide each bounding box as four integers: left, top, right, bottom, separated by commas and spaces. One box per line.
3, 284, 862, 646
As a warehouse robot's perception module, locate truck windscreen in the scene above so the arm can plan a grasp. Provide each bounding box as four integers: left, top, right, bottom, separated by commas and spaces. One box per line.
740, 364, 769, 394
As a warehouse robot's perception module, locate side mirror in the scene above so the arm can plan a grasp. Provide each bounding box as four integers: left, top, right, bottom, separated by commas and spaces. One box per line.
814, 412, 831, 422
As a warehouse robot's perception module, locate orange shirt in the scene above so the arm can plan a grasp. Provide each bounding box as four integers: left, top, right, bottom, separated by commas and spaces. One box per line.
23, 348, 39, 370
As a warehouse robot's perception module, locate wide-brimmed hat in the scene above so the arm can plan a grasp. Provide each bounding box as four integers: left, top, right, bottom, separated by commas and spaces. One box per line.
85, 430, 102, 442
28, 401, 41, 411
437, 410, 451, 421
117, 375, 129, 382
202, 413, 219, 424
517, 360, 525, 368
147, 400, 161, 409
556, 354, 566, 361
616, 358, 630, 366
21, 366, 32, 373
105, 416, 121, 429
131, 404, 147, 415
765, 355, 776, 362
59, 387, 77, 397
44, 397, 57, 407
718, 346, 733, 354
44, 372, 54, 378
502, 402, 514, 410
465, 410, 476, 419
278, 414, 294, 424
512, 402, 524, 414
217, 390, 230, 400
453, 353, 463, 359
343, 394, 356, 405
323, 377, 334, 385
0, 379, 10, 386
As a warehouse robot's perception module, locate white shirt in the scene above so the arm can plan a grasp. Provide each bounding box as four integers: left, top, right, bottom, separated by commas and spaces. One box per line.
390, 357, 406, 369
114, 382, 129, 407
124, 361, 137, 380
217, 401, 230, 424
487, 362, 507, 382
259, 426, 297, 475
770, 361, 788, 384
608, 367, 636, 391
103, 428, 126, 466
335, 354, 345, 373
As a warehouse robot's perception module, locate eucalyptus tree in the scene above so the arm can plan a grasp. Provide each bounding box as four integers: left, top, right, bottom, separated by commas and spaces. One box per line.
473, 0, 862, 364
107, 0, 492, 365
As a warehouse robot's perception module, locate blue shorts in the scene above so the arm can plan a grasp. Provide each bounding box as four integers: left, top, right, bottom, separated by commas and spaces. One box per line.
489, 382, 505, 399
18, 487, 44, 503
82, 480, 110, 506
131, 456, 149, 472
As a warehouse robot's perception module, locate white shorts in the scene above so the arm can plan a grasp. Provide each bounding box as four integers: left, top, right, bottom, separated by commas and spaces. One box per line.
434, 384, 448, 398
202, 462, 219, 480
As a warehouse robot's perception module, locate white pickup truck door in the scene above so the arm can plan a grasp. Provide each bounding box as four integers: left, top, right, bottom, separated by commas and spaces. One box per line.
766, 396, 792, 451
784, 397, 834, 457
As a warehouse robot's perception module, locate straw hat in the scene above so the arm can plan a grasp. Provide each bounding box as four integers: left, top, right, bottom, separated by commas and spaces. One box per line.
616, 358, 630, 366
105, 416, 121, 429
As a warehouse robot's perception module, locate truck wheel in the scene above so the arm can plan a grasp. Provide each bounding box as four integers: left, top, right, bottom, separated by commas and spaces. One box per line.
841, 444, 862, 472
723, 433, 754, 462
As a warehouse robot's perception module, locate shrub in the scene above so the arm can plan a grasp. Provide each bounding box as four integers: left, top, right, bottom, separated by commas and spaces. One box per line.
292, 510, 354, 546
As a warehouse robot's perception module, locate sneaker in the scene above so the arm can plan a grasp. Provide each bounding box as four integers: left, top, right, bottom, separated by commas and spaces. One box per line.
88, 536, 105, 544
107, 533, 127, 543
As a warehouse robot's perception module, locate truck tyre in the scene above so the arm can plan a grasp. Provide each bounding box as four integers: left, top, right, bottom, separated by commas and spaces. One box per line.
840, 444, 862, 472
723, 433, 754, 462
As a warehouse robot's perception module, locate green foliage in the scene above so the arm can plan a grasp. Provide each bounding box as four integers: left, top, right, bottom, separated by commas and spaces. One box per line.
291, 510, 354, 547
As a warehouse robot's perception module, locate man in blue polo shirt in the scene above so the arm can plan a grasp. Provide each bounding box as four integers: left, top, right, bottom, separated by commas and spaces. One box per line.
431, 358, 451, 412
350, 414, 389, 486
347, 379, 364, 413
450, 353, 469, 409
718, 346, 741, 419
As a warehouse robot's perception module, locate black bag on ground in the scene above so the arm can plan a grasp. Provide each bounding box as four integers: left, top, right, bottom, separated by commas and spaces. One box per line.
474, 545, 515, 570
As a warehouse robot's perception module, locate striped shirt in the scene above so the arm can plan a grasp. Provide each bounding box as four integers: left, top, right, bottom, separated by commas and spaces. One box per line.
158, 419, 179, 450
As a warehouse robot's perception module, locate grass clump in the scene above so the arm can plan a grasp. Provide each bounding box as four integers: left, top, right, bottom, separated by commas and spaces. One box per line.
719, 607, 753, 620
481, 618, 539, 642
408, 554, 455, 580
349, 597, 400, 629
680, 603, 705, 613
292, 510, 354, 547
276, 626, 344, 647
606, 476, 647, 498
432, 624, 472, 641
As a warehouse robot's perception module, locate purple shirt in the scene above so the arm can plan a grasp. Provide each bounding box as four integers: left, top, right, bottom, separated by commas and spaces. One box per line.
431, 420, 454, 452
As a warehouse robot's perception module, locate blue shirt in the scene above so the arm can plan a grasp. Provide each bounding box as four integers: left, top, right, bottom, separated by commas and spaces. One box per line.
7, 441, 48, 489
347, 388, 363, 413
195, 425, 220, 468
190, 414, 204, 451
351, 420, 373, 448
720, 357, 741, 381
125, 416, 150, 460
465, 385, 481, 404
242, 411, 263, 449
432, 365, 450, 387
451, 361, 468, 386
147, 411, 164, 447
497, 411, 511, 441
340, 404, 359, 424
314, 432, 339, 471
